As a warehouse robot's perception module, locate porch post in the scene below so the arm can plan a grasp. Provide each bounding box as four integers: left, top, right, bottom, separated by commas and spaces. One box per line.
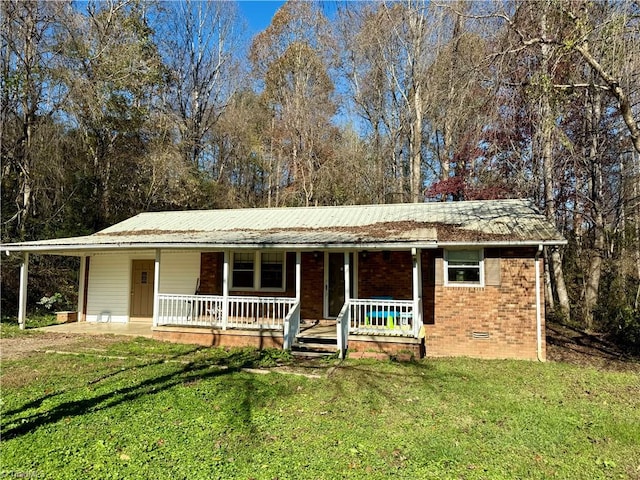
77, 256, 87, 322
152, 249, 161, 327
18, 252, 29, 330
412, 248, 423, 337
222, 250, 229, 330
338, 251, 351, 359
295, 251, 301, 302
284, 251, 302, 351
343, 252, 350, 302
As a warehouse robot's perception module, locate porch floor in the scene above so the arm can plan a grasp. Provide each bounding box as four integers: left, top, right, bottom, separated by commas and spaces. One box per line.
298, 321, 337, 339
38, 321, 154, 339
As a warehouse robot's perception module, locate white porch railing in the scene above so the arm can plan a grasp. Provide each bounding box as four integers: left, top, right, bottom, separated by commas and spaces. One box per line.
227, 296, 297, 330
157, 294, 224, 327
336, 302, 350, 358
283, 302, 301, 350
156, 294, 296, 330
348, 298, 416, 337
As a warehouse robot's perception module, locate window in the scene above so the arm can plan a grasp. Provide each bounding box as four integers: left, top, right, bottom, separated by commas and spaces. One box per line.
231, 251, 286, 291
232, 252, 255, 289
261, 252, 284, 289
445, 249, 483, 286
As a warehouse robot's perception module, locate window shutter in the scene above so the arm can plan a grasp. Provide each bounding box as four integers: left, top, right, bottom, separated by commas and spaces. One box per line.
485, 257, 501, 286
435, 257, 444, 286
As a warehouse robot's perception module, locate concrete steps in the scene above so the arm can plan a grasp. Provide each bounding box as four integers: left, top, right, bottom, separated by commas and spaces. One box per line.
291, 334, 337, 358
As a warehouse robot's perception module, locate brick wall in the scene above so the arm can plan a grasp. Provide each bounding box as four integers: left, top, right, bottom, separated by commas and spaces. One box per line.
358, 251, 412, 300
301, 252, 324, 318
424, 248, 544, 361
199, 252, 295, 297
199, 252, 223, 294
153, 327, 284, 349
196, 247, 545, 361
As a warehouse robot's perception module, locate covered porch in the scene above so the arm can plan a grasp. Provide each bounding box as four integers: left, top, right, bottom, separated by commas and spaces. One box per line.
151, 248, 425, 357
11, 246, 426, 358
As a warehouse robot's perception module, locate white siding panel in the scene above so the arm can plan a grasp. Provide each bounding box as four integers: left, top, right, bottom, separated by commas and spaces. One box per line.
160, 252, 200, 294
86, 254, 131, 323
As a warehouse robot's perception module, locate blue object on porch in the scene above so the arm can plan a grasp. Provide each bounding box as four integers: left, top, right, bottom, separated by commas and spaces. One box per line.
366, 296, 396, 328
365, 311, 398, 328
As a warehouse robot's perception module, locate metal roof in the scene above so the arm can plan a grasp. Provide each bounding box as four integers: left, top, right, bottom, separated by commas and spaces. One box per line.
1, 199, 566, 254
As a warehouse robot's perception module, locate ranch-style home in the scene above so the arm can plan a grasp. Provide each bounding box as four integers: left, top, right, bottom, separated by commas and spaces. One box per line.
2, 199, 565, 360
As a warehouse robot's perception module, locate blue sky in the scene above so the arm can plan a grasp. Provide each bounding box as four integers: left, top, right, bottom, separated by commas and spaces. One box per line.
237, 1, 286, 35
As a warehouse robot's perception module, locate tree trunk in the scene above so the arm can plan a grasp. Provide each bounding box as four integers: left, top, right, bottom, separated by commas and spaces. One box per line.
540, 5, 571, 320
583, 88, 604, 330
411, 83, 423, 202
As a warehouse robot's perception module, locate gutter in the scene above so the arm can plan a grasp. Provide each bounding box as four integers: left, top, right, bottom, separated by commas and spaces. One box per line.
1, 239, 567, 255
535, 244, 544, 362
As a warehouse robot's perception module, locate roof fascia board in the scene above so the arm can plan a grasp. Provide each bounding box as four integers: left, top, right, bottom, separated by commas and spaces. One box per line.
437, 240, 567, 247
1, 241, 441, 254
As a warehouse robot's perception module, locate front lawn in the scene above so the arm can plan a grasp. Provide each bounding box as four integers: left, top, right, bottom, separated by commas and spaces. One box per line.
1, 336, 638, 479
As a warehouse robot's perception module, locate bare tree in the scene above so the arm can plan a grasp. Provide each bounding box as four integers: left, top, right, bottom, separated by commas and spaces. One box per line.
160, 0, 242, 172
1, 0, 66, 240
250, 1, 336, 207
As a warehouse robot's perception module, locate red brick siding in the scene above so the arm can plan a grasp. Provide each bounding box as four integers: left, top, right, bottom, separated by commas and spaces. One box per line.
196, 248, 545, 361
424, 249, 544, 360
358, 251, 412, 300
153, 328, 283, 349
199, 252, 295, 297
348, 339, 422, 358
301, 252, 324, 318
199, 252, 223, 294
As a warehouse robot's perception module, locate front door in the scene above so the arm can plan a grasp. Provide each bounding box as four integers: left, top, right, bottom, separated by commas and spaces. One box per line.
327, 253, 345, 317
325, 253, 355, 318
130, 260, 154, 322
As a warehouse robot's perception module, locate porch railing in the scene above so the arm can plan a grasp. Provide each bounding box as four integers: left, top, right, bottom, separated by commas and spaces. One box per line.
348, 298, 416, 337
157, 294, 224, 327
227, 296, 297, 330
156, 294, 296, 330
336, 302, 350, 358
283, 301, 301, 350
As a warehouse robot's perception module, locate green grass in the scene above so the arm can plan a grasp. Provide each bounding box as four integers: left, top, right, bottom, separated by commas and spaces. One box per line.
1, 338, 639, 480
0, 314, 58, 338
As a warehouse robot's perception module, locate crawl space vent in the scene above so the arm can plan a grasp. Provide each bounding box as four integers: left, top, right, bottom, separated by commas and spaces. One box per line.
472, 331, 490, 339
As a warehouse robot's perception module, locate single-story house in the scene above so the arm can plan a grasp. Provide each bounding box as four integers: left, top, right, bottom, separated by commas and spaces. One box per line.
1, 199, 565, 360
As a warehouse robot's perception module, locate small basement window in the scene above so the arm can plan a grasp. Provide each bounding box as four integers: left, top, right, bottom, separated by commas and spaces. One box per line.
445, 249, 484, 286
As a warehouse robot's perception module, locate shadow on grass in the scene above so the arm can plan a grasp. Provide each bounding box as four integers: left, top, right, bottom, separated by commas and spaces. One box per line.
326, 358, 477, 411
1, 348, 284, 441
547, 321, 640, 365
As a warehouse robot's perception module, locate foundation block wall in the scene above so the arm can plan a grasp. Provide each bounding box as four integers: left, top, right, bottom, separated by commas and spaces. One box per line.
153, 327, 284, 349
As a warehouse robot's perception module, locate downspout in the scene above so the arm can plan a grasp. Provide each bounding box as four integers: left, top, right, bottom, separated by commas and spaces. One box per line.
535, 244, 544, 362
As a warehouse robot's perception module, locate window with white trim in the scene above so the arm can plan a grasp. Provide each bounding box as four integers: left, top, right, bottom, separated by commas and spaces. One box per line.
445, 249, 484, 286
231, 251, 286, 291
